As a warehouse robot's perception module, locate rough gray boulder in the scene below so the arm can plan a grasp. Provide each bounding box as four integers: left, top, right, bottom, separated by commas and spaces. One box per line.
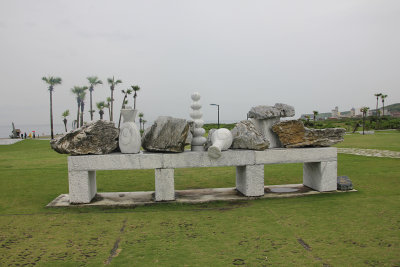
337, 176, 353, 191
50, 120, 119, 155
271, 120, 345, 148
230, 120, 269, 150
247, 103, 295, 119
142, 116, 189, 153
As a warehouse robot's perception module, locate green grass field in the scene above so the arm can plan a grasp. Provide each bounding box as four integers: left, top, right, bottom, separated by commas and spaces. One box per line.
0, 133, 399, 266
335, 130, 400, 152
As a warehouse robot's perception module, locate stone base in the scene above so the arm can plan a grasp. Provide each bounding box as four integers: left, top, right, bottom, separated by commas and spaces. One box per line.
47, 184, 357, 207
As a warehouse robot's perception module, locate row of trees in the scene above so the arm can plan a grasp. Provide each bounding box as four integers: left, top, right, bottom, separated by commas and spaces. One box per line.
42, 75, 144, 139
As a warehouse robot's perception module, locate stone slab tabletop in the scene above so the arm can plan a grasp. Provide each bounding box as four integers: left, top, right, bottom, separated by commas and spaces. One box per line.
68, 147, 337, 171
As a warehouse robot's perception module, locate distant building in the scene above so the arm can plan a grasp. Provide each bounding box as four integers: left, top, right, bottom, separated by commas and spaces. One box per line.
350, 108, 356, 117
331, 106, 340, 118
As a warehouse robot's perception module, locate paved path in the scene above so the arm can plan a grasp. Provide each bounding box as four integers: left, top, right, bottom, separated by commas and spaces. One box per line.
0, 139, 23, 145
338, 148, 400, 159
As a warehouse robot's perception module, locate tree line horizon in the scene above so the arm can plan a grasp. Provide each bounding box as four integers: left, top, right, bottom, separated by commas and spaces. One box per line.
42, 76, 146, 139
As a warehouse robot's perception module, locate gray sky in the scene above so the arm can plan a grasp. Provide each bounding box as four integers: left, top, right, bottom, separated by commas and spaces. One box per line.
0, 0, 399, 127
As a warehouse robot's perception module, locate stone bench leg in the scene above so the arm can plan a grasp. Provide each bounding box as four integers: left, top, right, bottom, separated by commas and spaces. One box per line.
236, 165, 264, 196
155, 168, 175, 201
303, 161, 337, 192
68, 171, 97, 203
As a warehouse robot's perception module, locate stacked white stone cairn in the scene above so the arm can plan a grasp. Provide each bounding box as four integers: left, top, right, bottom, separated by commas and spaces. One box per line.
190, 92, 207, 151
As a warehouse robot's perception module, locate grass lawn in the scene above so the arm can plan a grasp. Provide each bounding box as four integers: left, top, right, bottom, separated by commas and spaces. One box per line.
335, 130, 400, 152
0, 136, 399, 266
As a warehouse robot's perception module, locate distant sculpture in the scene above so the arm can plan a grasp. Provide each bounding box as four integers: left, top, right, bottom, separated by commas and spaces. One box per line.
190, 92, 207, 151
119, 107, 141, 154
207, 128, 233, 159
9, 122, 20, 139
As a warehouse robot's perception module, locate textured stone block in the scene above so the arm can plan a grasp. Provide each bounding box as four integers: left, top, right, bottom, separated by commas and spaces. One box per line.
162, 150, 256, 168
255, 147, 337, 164
236, 165, 264, 196
68, 171, 97, 203
155, 169, 175, 201
68, 153, 163, 171
303, 161, 337, 191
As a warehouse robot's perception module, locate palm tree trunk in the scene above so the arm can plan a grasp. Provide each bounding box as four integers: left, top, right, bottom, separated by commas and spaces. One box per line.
110, 89, 114, 122
99, 110, 104, 120
90, 89, 93, 121
63, 118, 67, 132
134, 93, 137, 110
50, 90, 54, 139
376, 97, 379, 117
80, 101, 85, 127
76, 102, 80, 128
382, 100, 385, 116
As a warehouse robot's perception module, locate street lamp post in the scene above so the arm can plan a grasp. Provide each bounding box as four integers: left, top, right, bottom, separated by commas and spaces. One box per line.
210, 104, 220, 128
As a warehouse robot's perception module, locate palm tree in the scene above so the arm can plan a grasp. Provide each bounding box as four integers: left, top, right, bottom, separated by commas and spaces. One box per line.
360, 107, 369, 135
42, 76, 62, 139
374, 93, 382, 117
118, 89, 133, 128
381, 94, 388, 116
105, 97, 112, 120
96, 101, 105, 120
71, 86, 88, 128
312, 110, 319, 124
107, 76, 122, 122
62, 110, 70, 132
131, 85, 141, 110
79, 88, 88, 127
138, 112, 144, 131
87, 76, 103, 121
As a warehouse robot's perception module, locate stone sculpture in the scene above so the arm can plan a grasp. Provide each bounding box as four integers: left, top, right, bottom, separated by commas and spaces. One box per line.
119, 107, 141, 153
207, 128, 233, 159
230, 120, 269, 150
50, 120, 119, 155
271, 120, 345, 148
142, 116, 189, 153
248, 103, 295, 148
190, 92, 207, 151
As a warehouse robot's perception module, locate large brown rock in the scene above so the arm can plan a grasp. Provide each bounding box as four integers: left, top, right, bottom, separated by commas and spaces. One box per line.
230, 120, 269, 150
50, 120, 119, 155
272, 120, 345, 148
142, 116, 189, 153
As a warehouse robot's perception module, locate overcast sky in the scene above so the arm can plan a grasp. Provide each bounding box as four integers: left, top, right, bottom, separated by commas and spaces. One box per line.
0, 0, 399, 127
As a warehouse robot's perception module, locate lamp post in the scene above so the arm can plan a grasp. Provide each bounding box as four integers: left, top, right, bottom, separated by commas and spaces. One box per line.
210, 103, 220, 128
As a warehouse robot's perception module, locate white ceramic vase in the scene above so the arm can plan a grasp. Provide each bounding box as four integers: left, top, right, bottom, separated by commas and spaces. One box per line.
119, 108, 141, 154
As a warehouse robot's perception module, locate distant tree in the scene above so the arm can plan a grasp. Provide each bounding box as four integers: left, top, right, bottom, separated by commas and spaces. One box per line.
96, 101, 105, 120
42, 76, 62, 139
131, 85, 141, 110
374, 93, 382, 117
105, 97, 112, 120
79, 88, 88, 127
87, 76, 103, 121
107, 76, 122, 122
71, 86, 87, 128
305, 115, 310, 122
118, 89, 133, 128
142, 119, 147, 132
138, 112, 144, 131
360, 107, 370, 135
313, 110, 319, 123
62, 110, 70, 132
381, 94, 388, 116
